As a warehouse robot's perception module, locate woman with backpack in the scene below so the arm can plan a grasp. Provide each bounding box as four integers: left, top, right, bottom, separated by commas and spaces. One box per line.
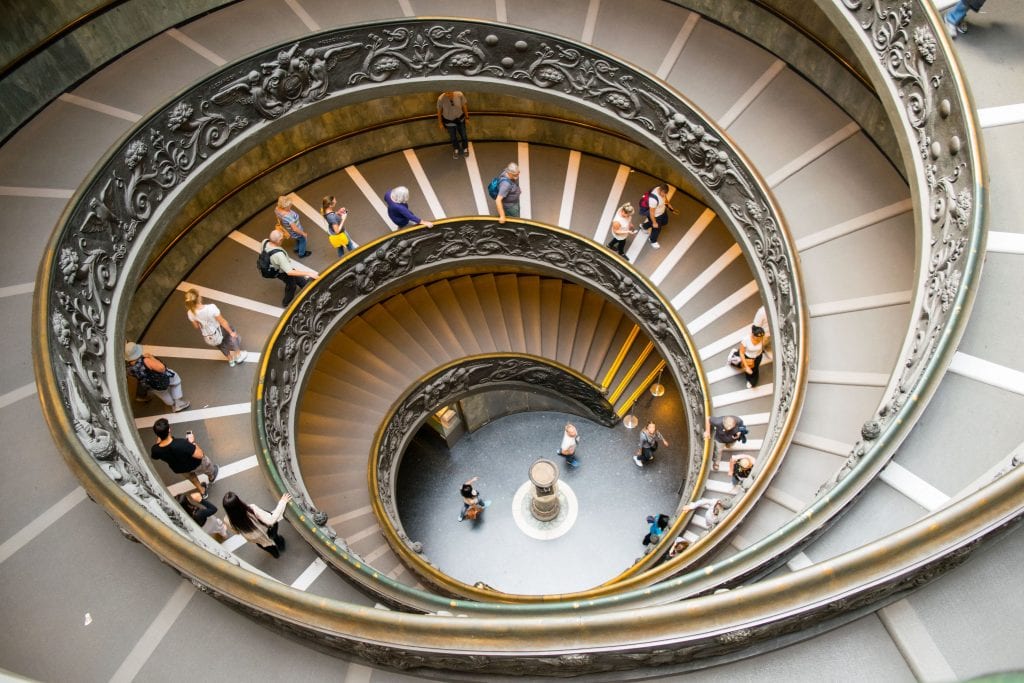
638, 184, 677, 249
125, 342, 190, 412
492, 162, 521, 223
183, 288, 247, 367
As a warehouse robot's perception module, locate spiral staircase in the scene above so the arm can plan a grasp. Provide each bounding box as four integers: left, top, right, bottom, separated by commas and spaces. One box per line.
3, 1, 1024, 681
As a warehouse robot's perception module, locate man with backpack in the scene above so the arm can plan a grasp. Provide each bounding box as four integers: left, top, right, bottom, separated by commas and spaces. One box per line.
489, 162, 521, 224
259, 229, 317, 307
638, 184, 677, 249
124, 342, 190, 412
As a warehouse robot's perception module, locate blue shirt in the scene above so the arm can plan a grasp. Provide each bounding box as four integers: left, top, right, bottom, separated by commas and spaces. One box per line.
275, 208, 303, 237
325, 210, 343, 234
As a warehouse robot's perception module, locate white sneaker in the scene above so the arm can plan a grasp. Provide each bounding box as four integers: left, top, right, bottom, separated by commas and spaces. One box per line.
943, 16, 958, 39
650, 241, 661, 249
633, 456, 643, 467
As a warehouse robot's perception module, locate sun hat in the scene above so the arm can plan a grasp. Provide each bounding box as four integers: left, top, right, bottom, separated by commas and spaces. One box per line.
124, 342, 143, 362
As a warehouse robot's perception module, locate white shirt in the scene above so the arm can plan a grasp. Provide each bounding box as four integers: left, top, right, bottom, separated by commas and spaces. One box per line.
742, 333, 764, 358
611, 213, 632, 239
561, 430, 578, 454
688, 498, 723, 526
648, 189, 666, 217
187, 304, 222, 337
753, 306, 770, 337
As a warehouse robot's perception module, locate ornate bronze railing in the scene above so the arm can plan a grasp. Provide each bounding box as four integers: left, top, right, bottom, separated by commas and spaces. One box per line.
256, 219, 711, 602
36, 15, 805, 607
640, 0, 992, 596
49, 12, 1002, 672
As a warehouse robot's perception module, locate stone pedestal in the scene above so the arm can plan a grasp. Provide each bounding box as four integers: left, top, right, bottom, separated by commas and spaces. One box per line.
529, 459, 561, 522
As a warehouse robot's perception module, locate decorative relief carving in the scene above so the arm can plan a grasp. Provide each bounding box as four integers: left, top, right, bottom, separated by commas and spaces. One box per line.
818, 2, 981, 496
260, 222, 709, 547
511, 43, 649, 124
45, 15, 996, 669
44, 22, 799, 566
212, 41, 362, 118
350, 26, 506, 84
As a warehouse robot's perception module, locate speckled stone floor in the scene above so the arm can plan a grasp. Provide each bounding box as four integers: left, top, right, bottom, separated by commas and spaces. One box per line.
395, 379, 687, 595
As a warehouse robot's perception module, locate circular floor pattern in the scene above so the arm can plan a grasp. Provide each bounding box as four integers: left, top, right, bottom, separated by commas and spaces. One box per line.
511, 479, 580, 540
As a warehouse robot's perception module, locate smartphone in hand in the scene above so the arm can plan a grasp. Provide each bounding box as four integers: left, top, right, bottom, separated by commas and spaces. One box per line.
185, 430, 195, 443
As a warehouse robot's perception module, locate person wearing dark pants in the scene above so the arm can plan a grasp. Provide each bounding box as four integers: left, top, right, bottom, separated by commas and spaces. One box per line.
150, 418, 219, 498
264, 229, 315, 307
739, 325, 766, 388
639, 184, 677, 249
607, 203, 636, 259
634, 422, 669, 467
223, 491, 293, 557
437, 91, 470, 158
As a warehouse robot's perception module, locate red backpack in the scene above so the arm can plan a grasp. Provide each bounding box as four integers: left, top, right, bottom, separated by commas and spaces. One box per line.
638, 189, 657, 216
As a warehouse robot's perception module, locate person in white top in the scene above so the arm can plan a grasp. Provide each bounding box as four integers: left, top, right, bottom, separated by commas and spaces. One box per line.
739, 324, 766, 388
682, 498, 724, 528
184, 288, 247, 366
753, 305, 771, 359
607, 203, 636, 260
223, 491, 293, 558
639, 184, 677, 249
752, 306, 770, 339
557, 423, 581, 468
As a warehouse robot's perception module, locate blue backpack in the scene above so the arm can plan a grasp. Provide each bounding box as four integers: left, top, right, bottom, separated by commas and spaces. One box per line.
487, 175, 505, 200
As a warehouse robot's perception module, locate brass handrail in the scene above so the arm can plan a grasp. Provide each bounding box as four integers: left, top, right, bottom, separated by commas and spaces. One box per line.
31, 15, 883, 669
256, 218, 713, 604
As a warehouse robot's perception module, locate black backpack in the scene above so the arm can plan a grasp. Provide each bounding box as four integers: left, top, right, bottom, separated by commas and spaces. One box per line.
257, 240, 285, 278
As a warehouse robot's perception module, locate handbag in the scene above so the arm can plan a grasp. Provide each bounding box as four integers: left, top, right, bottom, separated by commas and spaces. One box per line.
727, 348, 742, 367
201, 323, 224, 346
329, 230, 350, 248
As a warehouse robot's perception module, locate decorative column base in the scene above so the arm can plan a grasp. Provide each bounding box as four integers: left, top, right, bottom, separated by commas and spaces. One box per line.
529, 459, 560, 522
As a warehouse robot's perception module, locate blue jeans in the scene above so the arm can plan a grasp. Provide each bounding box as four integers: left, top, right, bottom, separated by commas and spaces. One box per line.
444, 118, 468, 151
947, 2, 968, 24
290, 232, 307, 255
336, 242, 353, 258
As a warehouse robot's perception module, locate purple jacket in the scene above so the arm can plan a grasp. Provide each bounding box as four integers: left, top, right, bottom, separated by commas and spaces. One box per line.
384, 190, 420, 228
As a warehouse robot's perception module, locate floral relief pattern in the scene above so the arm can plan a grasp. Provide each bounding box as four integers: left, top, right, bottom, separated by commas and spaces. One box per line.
820, 1, 980, 493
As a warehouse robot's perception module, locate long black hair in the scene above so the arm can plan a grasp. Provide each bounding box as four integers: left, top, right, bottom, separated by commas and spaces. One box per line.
222, 491, 256, 533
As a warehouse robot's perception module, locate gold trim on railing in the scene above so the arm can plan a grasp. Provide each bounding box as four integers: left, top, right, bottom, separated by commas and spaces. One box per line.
365, 351, 624, 600
600, 325, 640, 392
607, 341, 655, 405
614, 359, 665, 416
254, 216, 714, 604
